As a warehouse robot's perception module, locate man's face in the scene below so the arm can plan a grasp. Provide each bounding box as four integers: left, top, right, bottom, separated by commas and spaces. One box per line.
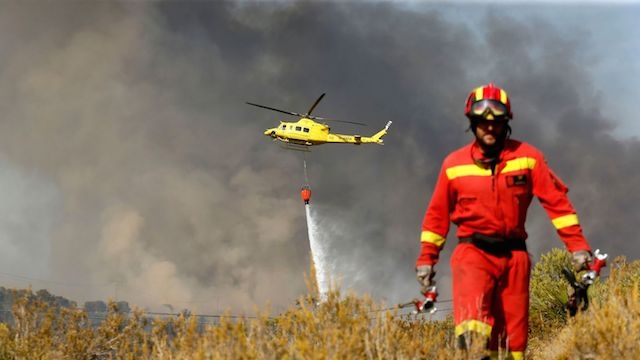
474, 119, 508, 148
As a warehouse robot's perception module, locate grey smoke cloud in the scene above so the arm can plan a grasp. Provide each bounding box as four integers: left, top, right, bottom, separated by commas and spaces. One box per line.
0, 1, 637, 314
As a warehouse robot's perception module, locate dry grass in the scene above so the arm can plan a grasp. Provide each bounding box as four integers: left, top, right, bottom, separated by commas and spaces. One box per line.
531, 255, 640, 360
0, 249, 637, 359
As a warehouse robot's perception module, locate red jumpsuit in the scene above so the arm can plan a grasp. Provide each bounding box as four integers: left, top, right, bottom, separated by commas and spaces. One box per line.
416, 139, 591, 358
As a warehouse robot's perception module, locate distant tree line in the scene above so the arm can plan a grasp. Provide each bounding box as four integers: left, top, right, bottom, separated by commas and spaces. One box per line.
0, 286, 130, 325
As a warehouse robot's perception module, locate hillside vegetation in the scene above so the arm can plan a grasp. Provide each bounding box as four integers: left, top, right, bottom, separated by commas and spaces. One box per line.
0, 248, 638, 359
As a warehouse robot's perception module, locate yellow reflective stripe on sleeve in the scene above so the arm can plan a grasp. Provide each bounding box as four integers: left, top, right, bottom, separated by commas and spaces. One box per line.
552, 214, 580, 229
454, 319, 492, 337
421, 231, 446, 246
490, 351, 524, 360
501, 157, 536, 174
446, 164, 492, 180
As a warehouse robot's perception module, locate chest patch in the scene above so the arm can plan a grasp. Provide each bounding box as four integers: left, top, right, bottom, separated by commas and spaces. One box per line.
507, 174, 528, 187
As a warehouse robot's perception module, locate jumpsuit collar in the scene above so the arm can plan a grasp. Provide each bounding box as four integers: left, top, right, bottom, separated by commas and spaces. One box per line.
471, 141, 503, 169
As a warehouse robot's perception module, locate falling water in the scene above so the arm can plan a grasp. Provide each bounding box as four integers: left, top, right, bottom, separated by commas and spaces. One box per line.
305, 204, 329, 299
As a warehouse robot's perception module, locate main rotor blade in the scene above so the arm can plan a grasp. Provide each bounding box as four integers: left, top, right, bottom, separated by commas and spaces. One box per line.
323, 119, 367, 126
246, 102, 303, 117
306, 93, 326, 116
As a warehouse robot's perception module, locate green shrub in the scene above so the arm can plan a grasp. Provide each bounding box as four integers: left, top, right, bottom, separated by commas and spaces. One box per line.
533, 255, 640, 360
529, 248, 574, 341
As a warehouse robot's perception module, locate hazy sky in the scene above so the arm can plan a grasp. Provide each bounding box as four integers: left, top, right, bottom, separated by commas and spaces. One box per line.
0, 1, 638, 315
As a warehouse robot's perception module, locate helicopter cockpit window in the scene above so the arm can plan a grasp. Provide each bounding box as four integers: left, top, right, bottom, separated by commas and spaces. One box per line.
295, 126, 302, 131
303, 128, 309, 133
281, 124, 286, 130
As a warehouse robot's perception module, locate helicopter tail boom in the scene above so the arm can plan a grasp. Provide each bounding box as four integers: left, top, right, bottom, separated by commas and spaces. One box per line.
325, 121, 392, 145
370, 121, 392, 144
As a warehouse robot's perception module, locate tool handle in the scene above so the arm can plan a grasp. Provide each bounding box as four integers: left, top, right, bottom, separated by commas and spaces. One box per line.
417, 286, 438, 313
589, 249, 608, 275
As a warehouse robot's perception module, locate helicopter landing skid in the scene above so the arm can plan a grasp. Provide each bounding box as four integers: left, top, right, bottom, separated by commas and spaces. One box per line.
281, 143, 311, 152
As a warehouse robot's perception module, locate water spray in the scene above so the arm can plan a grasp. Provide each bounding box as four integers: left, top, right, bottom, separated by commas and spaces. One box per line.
301, 157, 330, 299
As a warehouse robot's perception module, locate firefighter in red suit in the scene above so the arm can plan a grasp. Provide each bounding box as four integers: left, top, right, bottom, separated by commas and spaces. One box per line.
415, 83, 594, 359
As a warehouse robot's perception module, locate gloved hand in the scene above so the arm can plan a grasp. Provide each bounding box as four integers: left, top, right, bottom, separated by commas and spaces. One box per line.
416, 265, 436, 293
571, 250, 593, 272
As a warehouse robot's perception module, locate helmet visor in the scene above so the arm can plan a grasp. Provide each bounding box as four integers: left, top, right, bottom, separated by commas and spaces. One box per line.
469, 99, 508, 118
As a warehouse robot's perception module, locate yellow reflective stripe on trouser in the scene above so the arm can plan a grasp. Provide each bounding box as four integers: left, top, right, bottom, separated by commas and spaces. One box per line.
421, 231, 446, 247
552, 214, 580, 229
454, 319, 492, 337
490, 350, 524, 360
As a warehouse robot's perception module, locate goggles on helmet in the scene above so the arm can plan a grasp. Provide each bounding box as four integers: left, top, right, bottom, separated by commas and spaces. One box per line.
469, 99, 509, 119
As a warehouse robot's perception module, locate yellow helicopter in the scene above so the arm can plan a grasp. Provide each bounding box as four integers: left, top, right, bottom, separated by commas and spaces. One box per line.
247, 93, 392, 150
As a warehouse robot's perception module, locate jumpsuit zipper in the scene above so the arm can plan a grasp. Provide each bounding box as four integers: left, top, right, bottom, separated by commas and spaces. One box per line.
491, 159, 507, 238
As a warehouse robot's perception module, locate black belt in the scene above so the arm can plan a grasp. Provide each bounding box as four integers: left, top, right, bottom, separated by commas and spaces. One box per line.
459, 233, 527, 254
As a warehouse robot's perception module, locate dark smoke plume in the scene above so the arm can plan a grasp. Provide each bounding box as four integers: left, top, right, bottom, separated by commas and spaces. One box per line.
0, 1, 636, 313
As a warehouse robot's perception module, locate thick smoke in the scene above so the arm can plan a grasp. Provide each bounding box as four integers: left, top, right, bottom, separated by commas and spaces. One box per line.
0, 1, 637, 313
